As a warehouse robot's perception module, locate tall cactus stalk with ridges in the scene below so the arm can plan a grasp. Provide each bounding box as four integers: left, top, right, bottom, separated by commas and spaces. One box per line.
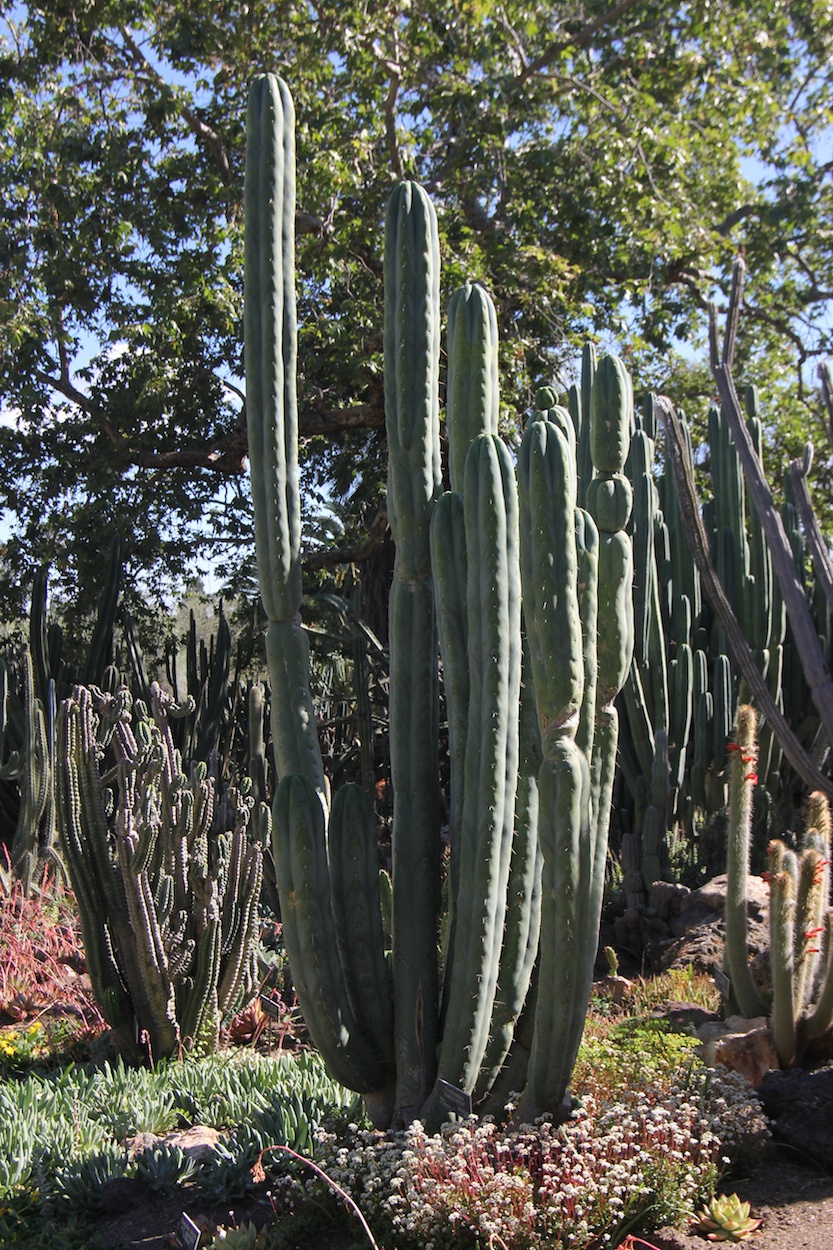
247, 74, 394, 1125
580, 354, 634, 1053
518, 412, 590, 1114
245, 74, 323, 795
384, 179, 443, 1122
246, 74, 623, 1128
424, 430, 521, 1127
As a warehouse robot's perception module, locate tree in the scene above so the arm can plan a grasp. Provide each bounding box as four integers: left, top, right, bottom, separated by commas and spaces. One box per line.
1, 0, 832, 630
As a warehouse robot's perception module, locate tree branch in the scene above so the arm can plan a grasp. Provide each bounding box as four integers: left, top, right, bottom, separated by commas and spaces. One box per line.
519, 0, 643, 82
299, 401, 385, 438
302, 510, 389, 573
31, 362, 386, 474
118, 26, 231, 183
714, 203, 760, 236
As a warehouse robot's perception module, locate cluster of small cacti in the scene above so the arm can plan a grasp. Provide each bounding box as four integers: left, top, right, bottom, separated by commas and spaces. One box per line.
723, 705, 833, 1064
56, 681, 263, 1061
246, 74, 634, 1128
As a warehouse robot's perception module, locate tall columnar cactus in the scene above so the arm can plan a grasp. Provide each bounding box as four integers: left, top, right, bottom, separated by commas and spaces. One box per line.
424, 284, 524, 1126
245, 73, 324, 796
384, 179, 444, 1122
247, 74, 399, 1126
6, 648, 53, 891
246, 74, 623, 1129
723, 705, 768, 1018
517, 351, 633, 1116
57, 683, 263, 1062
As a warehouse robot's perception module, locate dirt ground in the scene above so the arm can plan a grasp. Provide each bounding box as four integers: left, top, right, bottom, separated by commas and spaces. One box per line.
650, 1153, 833, 1250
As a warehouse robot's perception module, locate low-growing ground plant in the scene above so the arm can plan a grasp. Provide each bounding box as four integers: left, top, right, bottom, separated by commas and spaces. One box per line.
0, 866, 106, 1069
0, 1002, 770, 1250
303, 1008, 768, 1250
311, 1054, 767, 1250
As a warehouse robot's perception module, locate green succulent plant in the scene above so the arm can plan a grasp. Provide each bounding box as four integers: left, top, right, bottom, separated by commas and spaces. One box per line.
693, 1192, 762, 1242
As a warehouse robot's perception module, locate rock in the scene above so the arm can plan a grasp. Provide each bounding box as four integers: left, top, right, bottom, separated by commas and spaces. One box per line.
595, 974, 633, 1005
126, 1125, 222, 1162
648, 880, 690, 923
644, 872, 770, 978
164, 1125, 222, 1161
652, 1000, 720, 1031
126, 1131, 159, 1158
757, 1066, 833, 1169
696, 1016, 780, 1087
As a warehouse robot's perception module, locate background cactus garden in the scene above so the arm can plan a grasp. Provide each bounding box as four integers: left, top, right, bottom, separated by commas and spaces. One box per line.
4, 36, 833, 1250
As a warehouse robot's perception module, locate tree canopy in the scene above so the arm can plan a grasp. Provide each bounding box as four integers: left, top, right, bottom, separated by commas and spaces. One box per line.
1, 0, 832, 629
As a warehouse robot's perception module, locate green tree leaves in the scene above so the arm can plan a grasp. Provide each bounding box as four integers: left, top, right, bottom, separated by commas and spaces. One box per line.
0, 0, 831, 620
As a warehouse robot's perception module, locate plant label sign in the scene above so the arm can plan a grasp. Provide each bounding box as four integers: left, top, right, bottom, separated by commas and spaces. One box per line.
259, 993, 282, 1020
713, 967, 731, 998
177, 1212, 202, 1250
436, 1078, 472, 1119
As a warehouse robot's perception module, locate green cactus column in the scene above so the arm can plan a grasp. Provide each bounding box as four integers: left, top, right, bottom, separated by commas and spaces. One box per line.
579, 352, 634, 1077
724, 705, 768, 1019
247, 76, 394, 1124
424, 431, 521, 1127
245, 73, 324, 795
385, 180, 443, 1123
518, 411, 591, 1115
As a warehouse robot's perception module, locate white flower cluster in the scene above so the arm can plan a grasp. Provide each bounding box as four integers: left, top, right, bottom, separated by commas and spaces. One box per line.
313, 1067, 768, 1249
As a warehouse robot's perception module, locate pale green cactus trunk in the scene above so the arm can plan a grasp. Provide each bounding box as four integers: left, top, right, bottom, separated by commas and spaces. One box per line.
246, 74, 629, 1129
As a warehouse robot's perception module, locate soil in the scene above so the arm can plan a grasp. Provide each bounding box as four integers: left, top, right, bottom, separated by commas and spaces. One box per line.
650, 1154, 833, 1250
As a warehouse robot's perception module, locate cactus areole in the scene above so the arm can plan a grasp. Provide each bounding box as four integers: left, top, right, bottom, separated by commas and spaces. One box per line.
245, 75, 632, 1129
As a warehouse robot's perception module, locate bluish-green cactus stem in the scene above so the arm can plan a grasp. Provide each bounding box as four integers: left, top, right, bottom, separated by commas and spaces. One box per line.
426, 432, 521, 1117
446, 283, 499, 493
245, 73, 323, 794
384, 179, 443, 1123
517, 412, 589, 1113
